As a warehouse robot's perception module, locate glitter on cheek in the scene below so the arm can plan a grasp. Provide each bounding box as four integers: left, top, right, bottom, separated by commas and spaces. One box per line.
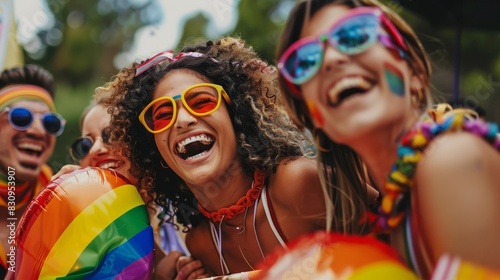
384, 63, 405, 97
306, 99, 324, 127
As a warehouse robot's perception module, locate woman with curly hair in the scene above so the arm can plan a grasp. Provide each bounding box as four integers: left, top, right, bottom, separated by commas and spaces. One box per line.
100, 36, 327, 277
275, 0, 500, 277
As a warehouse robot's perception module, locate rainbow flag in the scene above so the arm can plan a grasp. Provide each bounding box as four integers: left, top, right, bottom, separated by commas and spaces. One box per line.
11, 167, 154, 279
0, 0, 23, 70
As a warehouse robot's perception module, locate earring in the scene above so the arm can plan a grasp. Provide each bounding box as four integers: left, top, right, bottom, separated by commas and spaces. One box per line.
160, 160, 169, 169
411, 88, 426, 110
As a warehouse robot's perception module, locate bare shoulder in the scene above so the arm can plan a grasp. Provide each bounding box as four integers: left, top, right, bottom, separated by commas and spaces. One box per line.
268, 157, 325, 215
271, 157, 322, 199
414, 131, 500, 268
417, 131, 500, 183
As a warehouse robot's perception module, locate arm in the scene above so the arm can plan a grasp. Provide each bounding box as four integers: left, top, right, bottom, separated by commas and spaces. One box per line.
415, 131, 500, 270
50, 164, 81, 181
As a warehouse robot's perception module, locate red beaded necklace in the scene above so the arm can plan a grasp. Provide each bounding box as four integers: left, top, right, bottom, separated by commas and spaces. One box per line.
198, 169, 265, 222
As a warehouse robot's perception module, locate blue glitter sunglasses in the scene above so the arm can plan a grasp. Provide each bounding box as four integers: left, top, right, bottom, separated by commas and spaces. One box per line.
277, 7, 407, 90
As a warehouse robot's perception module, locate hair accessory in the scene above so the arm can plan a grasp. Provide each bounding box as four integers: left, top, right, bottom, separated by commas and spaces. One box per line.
0, 85, 55, 111
373, 112, 500, 232
198, 170, 265, 222
135, 50, 207, 77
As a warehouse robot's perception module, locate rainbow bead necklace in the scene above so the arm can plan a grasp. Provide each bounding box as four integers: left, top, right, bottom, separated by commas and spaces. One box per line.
374, 113, 500, 232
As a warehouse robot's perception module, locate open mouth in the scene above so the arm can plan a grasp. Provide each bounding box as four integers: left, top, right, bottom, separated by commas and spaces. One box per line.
17, 142, 43, 158
97, 160, 125, 170
176, 133, 215, 161
327, 76, 374, 107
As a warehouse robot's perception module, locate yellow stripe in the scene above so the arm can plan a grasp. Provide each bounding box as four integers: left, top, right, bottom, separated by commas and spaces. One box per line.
0, 85, 55, 111
39, 184, 144, 278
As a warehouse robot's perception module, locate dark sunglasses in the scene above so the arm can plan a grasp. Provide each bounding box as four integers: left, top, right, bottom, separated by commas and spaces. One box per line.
69, 130, 109, 161
277, 7, 407, 90
3, 106, 66, 136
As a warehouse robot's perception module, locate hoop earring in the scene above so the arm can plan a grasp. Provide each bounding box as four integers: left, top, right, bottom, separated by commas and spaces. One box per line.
411, 89, 425, 110
160, 160, 169, 169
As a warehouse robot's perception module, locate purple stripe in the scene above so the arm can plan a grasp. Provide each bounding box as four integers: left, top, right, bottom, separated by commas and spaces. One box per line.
115, 251, 154, 280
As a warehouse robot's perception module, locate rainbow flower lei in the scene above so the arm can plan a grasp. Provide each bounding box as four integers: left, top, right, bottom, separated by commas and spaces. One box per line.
374, 113, 500, 232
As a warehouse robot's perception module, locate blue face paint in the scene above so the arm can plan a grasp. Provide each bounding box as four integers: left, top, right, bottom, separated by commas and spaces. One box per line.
384, 64, 405, 96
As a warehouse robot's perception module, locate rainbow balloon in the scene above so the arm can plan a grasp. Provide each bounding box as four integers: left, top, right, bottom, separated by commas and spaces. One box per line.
256, 231, 418, 279
10, 167, 153, 279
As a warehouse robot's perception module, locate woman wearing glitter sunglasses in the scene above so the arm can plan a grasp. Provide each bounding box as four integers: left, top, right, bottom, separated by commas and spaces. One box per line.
276, 0, 500, 278
100, 36, 329, 277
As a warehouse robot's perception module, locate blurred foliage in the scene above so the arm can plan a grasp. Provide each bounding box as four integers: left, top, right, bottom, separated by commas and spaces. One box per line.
18, 0, 500, 171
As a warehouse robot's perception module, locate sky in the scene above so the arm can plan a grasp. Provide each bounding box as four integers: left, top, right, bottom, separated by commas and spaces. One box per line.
13, 0, 239, 68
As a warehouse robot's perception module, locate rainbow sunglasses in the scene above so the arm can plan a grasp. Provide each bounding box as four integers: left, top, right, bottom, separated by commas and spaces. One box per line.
277, 7, 407, 91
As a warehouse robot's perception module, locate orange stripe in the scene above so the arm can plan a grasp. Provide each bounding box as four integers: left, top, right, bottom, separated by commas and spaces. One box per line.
0, 85, 54, 111
15, 168, 129, 279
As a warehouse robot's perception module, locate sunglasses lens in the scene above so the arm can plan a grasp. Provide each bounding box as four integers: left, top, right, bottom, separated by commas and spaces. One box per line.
43, 114, 63, 135
144, 99, 175, 132
10, 107, 32, 129
143, 85, 221, 133
330, 14, 379, 55
282, 41, 323, 85
71, 137, 93, 160
184, 85, 220, 114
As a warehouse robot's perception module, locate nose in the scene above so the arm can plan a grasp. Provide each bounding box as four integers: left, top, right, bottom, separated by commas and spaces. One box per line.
26, 118, 47, 137
88, 137, 109, 157
321, 43, 350, 74
174, 104, 197, 129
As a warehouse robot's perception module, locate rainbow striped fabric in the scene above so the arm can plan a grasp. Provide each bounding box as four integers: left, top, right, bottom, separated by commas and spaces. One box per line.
12, 167, 153, 279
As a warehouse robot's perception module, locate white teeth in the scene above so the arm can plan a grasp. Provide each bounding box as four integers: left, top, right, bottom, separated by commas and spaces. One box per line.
18, 143, 43, 152
176, 134, 213, 154
99, 161, 119, 169
328, 76, 372, 103
186, 151, 208, 161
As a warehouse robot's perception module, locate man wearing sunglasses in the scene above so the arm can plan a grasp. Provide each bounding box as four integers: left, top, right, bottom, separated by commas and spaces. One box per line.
0, 64, 64, 276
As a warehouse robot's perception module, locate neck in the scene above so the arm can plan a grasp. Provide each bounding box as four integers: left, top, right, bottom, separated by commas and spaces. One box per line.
198, 169, 265, 223
190, 161, 253, 212
350, 117, 418, 190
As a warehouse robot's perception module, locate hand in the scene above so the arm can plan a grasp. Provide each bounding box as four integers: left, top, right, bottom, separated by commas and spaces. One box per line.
155, 251, 183, 280
175, 255, 209, 280
50, 164, 81, 181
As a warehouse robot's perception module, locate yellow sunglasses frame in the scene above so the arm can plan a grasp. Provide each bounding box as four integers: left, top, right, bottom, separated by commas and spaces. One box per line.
139, 83, 231, 134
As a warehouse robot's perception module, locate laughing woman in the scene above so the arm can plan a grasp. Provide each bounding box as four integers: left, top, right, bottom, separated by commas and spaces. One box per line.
101, 37, 327, 277
276, 0, 500, 278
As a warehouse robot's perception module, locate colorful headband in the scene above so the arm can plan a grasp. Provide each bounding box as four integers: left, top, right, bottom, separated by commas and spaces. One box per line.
0, 84, 55, 111
135, 50, 208, 77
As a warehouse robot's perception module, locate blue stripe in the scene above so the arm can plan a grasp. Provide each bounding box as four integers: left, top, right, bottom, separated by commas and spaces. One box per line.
84, 226, 154, 280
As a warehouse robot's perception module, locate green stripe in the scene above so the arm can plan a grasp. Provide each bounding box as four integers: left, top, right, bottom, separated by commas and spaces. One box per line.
64, 205, 149, 277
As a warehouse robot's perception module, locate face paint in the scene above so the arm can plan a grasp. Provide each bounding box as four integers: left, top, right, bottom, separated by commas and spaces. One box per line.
306, 99, 324, 127
384, 63, 405, 96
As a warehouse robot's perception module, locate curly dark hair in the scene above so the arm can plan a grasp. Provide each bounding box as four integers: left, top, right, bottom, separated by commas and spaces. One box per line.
100, 36, 314, 230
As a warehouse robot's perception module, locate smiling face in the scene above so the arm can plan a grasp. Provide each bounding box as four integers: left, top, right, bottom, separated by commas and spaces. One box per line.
0, 100, 56, 183
152, 69, 238, 187
79, 105, 134, 184
299, 4, 421, 144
